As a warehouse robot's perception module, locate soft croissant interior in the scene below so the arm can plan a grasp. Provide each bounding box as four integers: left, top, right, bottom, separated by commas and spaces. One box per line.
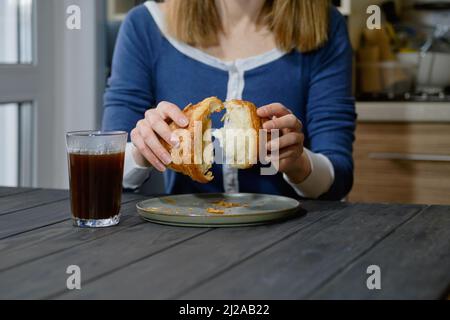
216, 100, 259, 169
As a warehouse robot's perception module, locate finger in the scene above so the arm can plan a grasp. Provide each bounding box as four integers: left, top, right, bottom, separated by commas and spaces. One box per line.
156, 101, 189, 127
144, 109, 160, 127
152, 119, 179, 147
131, 130, 166, 172
263, 114, 302, 131
138, 125, 173, 166
279, 145, 302, 160
267, 132, 303, 151
257, 103, 292, 119
144, 111, 179, 147
271, 145, 302, 161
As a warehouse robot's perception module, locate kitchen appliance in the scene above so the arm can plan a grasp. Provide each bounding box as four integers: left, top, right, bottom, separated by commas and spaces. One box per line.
357, 1, 450, 101
398, 51, 450, 91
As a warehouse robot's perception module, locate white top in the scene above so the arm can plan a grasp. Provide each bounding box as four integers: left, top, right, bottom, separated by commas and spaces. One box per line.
121, 1, 336, 199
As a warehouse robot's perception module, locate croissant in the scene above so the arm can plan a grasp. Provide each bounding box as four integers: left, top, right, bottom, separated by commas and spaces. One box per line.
161, 97, 262, 183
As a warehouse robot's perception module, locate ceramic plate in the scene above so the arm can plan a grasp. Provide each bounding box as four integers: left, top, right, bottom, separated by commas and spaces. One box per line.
136, 193, 304, 227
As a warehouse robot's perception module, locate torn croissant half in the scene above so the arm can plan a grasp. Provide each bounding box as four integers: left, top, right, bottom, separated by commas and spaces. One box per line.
161, 97, 262, 183
162, 97, 223, 183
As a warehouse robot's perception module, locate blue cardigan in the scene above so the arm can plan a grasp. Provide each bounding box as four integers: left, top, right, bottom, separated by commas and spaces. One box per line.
102, 3, 356, 200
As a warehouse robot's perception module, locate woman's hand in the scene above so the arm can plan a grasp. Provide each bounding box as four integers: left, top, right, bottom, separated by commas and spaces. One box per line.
130, 101, 189, 172
257, 103, 312, 184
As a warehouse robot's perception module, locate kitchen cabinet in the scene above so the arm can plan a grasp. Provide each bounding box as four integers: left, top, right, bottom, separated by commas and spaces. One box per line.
349, 114, 450, 205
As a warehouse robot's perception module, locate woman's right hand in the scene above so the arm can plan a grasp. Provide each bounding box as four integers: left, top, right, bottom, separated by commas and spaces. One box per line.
130, 101, 189, 172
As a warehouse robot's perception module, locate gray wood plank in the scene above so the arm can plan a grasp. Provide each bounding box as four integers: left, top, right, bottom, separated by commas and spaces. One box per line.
0, 195, 312, 273
0, 199, 70, 240
0, 189, 68, 216
121, 192, 147, 203
177, 203, 425, 299
0, 196, 147, 271
309, 205, 450, 300
50, 202, 348, 299
0, 192, 145, 242
0, 201, 337, 299
0, 224, 212, 299
0, 187, 35, 198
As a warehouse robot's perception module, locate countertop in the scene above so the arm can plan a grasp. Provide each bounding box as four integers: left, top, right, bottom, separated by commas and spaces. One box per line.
356, 102, 450, 122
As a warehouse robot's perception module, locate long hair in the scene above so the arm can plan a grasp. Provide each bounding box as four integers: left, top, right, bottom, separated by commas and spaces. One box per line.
166, 0, 330, 53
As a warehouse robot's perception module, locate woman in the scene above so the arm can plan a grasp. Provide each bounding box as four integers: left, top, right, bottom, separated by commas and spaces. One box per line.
103, 0, 356, 200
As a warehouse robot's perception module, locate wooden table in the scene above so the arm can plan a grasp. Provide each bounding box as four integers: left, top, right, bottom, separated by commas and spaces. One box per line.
0, 187, 449, 300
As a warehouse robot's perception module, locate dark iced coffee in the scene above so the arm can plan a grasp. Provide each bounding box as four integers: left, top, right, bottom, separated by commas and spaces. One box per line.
66, 131, 127, 228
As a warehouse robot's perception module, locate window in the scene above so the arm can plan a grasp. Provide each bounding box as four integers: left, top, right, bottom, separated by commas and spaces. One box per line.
0, 104, 19, 186
0, 103, 33, 187
0, 0, 34, 187
0, 0, 33, 64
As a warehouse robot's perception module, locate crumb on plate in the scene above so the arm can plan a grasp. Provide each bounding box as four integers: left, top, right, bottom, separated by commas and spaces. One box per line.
212, 200, 243, 208
206, 208, 225, 214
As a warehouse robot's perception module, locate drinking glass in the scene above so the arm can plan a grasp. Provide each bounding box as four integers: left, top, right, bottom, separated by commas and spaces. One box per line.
66, 131, 128, 227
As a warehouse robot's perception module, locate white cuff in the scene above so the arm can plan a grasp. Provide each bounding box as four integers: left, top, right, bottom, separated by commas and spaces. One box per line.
283, 148, 335, 199
123, 142, 153, 189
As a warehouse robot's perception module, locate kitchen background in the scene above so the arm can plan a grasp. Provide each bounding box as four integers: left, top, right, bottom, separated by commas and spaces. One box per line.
0, 0, 449, 204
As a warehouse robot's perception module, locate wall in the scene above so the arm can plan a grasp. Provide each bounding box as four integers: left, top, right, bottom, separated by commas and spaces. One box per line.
34, 0, 105, 189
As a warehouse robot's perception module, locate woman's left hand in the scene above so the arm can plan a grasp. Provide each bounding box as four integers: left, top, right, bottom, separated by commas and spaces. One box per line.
257, 103, 312, 184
